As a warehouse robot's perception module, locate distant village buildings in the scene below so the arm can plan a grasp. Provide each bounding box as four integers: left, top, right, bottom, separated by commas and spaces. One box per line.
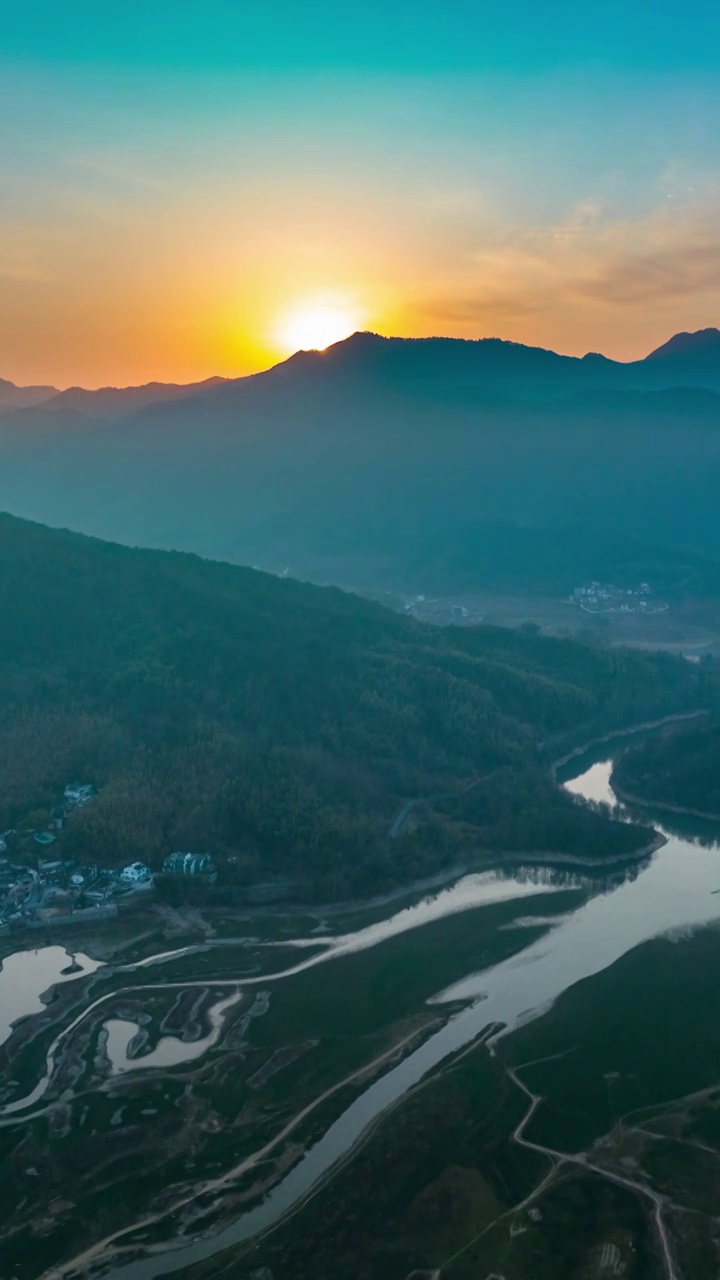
571, 581, 667, 615
64, 783, 96, 809
163, 851, 217, 878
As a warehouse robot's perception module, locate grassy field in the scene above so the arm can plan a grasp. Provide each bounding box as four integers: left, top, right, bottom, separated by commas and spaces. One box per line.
215, 919, 720, 1280
407, 590, 720, 655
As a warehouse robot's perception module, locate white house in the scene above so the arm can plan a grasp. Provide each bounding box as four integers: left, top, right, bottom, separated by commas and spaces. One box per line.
163, 851, 216, 877
120, 862, 152, 885
64, 783, 95, 808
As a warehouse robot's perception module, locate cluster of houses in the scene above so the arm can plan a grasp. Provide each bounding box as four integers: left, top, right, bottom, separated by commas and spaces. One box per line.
571, 582, 668, 615
119, 852, 217, 885
163, 851, 217, 879
0, 779, 219, 932
404, 595, 479, 625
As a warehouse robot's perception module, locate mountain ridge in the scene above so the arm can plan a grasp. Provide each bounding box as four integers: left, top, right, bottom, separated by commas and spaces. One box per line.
2, 333, 720, 595
4, 326, 720, 415
645, 328, 720, 361
0, 376, 59, 412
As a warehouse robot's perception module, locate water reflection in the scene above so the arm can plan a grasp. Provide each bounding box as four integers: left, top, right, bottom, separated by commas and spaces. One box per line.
0, 947, 102, 1047
490, 859, 647, 895
564, 758, 616, 807
104, 992, 243, 1073
98, 742, 720, 1280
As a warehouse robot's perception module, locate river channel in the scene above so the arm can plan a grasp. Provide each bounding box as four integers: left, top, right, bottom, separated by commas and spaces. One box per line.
84, 738, 720, 1280
4, 733, 720, 1280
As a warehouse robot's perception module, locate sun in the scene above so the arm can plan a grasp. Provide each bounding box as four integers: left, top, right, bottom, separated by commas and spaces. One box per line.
275, 301, 360, 354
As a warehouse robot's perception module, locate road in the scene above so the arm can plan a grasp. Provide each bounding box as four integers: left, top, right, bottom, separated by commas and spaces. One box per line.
437, 1054, 681, 1280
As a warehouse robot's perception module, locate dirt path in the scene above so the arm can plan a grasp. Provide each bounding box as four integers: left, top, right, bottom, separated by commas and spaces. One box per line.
549, 709, 708, 780
438, 1055, 681, 1280
507, 1064, 681, 1280
38, 1020, 437, 1280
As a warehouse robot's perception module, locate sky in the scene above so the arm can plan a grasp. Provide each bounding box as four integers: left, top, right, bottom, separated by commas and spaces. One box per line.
2, 0, 720, 387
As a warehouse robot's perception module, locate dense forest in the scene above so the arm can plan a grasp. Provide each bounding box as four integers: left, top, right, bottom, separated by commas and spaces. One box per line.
613, 716, 720, 817
0, 513, 712, 897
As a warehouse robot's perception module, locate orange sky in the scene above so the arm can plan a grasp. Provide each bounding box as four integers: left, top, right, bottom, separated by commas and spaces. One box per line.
3, 62, 720, 388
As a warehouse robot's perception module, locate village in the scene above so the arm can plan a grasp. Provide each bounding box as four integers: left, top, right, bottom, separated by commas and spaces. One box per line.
570, 581, 669, 614
0, 782, 217, 935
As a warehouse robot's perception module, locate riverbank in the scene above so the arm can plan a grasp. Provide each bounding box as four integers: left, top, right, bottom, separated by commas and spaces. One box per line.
611, 780, 720, 824
5, 728, 717, 1280
549, 709, 709, 779
3, 712, 686, 962
470, 831, 667, 870
233, 824, 666, 927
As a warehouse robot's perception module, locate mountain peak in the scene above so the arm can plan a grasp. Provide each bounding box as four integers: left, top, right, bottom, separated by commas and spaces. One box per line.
645, 328, 720, 361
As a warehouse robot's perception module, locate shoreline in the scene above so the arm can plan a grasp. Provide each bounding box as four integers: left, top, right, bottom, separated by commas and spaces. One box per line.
469, 830, 667, 870
315, 832, 666, 919
4, 713, 687, 952
549, 709, 709, 780
611, 781, 720, 825
346, 712, 696, 918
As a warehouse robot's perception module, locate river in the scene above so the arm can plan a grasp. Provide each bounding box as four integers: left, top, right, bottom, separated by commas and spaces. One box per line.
70, 740, 720, 1280
0, 947, 102, 1049
5, 737, 720, 1280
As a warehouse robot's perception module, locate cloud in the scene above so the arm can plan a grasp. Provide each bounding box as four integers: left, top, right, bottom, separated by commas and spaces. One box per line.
416, 293, 544, 324
572, 240, 720, 306
411, 188, 720, 337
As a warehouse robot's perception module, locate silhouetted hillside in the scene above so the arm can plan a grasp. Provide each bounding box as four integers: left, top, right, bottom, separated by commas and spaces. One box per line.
175, 327, 720, 411
645, 327, 720, 363
2, 331, 720, 597
42, 375, 228, 419
0, 377, 57, 411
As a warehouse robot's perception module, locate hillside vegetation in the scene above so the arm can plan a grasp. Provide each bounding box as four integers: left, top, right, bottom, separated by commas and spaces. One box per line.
0, 514, 710, 897
613, 716, 720, 817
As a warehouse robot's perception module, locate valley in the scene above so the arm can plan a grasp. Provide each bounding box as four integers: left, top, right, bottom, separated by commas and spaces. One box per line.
3, 729, 720, 1279
8, 7, 720, 1276
383, 588, 720, 656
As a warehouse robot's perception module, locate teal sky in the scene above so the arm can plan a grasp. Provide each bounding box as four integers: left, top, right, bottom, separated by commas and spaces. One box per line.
5, 1, 720, 72
2, 1, 720, 386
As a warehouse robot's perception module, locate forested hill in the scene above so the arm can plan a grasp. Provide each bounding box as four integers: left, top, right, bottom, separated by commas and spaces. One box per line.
613, 717, 720, 817
0, 514, 711, 897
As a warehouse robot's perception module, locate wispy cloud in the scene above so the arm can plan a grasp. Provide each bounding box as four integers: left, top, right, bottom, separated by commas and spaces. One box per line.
413, 184, 720, 341
573, 239, 720, 305
416, 293, 543, 324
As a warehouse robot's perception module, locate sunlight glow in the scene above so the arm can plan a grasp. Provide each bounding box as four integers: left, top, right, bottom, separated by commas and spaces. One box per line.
275, 301, 361, 354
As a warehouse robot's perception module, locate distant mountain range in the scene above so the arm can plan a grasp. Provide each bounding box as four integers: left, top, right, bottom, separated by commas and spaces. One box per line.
0, 376, 58, 411
2, 327, 720, 598
0, 374, 229, 419
3, 326, 720, 420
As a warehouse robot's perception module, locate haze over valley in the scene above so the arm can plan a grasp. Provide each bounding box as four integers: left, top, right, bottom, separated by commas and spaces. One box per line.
4, 328, 720, 624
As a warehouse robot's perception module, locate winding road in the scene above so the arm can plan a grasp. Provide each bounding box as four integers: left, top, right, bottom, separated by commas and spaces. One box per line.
438, 1055, 681, 1280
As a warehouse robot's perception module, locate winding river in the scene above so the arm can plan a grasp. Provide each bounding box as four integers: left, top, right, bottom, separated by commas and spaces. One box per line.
5, 735, 720, 1280
82, 743, 720, 1279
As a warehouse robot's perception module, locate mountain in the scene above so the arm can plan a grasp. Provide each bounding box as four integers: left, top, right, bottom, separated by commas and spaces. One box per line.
42, 374, 229, 420
0, 512, 705, 897
641, 327, 720, 384
0, 376, 57, 411
645, 327, 720, 361
4, 325, 720, 424
2, 330, 720, 599
169, 328, 720, 413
